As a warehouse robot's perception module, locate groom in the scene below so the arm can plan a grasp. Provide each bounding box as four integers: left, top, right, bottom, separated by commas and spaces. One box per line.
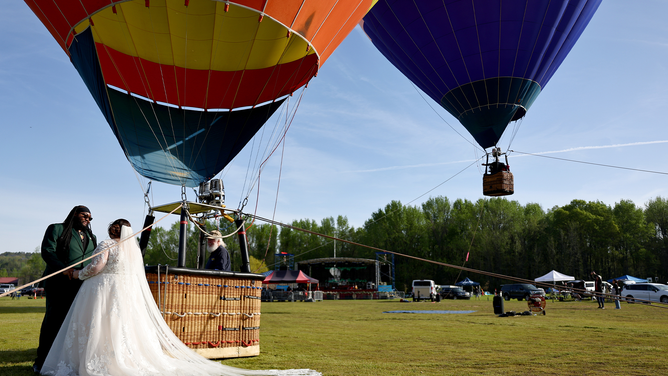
34, 206, 97, 373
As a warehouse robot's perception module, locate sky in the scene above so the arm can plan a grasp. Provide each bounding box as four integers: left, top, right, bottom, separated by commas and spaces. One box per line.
2, 1, 668, 254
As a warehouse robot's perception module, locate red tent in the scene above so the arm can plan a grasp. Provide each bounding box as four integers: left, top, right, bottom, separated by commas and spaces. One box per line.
263, 270, 318, 284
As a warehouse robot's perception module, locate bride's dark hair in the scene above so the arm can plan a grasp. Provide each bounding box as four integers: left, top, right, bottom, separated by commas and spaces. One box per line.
108, 219, 131, 239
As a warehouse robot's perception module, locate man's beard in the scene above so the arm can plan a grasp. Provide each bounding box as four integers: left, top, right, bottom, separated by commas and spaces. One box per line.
207, 243, 218, 253
73, 219, 87, 231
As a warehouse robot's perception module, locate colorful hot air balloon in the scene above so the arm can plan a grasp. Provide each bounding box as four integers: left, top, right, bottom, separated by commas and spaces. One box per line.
25, 0, 375, 186
361, 0, 602, 149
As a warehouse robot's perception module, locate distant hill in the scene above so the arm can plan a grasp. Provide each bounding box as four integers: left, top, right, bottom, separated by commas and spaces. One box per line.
0, 251, 45, 286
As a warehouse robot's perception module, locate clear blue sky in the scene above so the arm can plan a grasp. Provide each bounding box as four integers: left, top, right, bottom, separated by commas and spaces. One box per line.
2, 1, 668, 253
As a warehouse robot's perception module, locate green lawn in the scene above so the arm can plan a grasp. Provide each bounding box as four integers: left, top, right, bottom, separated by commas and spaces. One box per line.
1, 296, 666, 375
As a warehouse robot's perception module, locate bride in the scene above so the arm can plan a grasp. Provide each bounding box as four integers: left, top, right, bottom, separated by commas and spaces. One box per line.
40, 219, 319, 376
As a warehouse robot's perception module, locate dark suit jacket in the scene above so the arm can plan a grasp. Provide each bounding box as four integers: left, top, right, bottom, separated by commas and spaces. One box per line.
35, 223, 97, 366
41, 223, 97, 276
205, 245, 231, 271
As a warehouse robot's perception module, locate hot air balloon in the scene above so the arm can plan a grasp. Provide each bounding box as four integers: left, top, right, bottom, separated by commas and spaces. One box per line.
25, 0, 376, 187
24, 1, 378, 359
361, 0, 602, 195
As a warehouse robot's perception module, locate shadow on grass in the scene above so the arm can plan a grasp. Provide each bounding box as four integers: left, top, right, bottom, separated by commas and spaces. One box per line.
0, 307, 45, 314
0, 364, 36, 376
0, 348, 36, 360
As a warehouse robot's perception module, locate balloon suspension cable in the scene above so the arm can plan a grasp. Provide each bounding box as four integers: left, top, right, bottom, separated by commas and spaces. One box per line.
144, 181, 152, 210
255, 139, 286, 269
453, 202, 486, 285
409, 83, 483, 152
185, 208, 245, 240
238, 86, 306, 226
246, 212, 668, 309
362, 157, 483, 229
510, 150, 668, 176
0, 203, 184, 298
181, 185, 188, 202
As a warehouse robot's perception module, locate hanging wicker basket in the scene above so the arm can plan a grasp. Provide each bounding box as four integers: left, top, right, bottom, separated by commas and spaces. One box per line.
145, 266, 264, 359
483, 171, 514, 196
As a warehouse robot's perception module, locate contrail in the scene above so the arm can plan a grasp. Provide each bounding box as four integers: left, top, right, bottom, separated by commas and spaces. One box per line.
345, 140, 668, 173
513, 140, 668, 156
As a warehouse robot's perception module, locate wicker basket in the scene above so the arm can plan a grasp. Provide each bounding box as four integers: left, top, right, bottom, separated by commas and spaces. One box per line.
145, 266, 264, 359
483, 171, 514, 196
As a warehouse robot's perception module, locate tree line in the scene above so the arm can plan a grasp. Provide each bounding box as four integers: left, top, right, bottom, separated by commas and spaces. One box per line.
235, 196, 668, 292
4, 196, 667, 292
0, 250, 46, 286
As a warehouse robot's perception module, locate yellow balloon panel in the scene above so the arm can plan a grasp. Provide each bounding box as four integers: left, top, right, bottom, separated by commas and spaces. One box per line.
80, 0, 312, 72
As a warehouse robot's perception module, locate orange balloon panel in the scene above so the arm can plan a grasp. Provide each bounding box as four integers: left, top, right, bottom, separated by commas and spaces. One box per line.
25, 0, 375, 108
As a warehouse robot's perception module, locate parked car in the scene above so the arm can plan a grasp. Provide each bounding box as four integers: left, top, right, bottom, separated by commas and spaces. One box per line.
20, 286, 35, 295
500, 283, 544, 301
622, 283, 668, 304
439, 285, 471, 300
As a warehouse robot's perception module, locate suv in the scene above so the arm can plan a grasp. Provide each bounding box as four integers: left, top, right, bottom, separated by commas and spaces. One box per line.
500, 283, 544, 301
621, 283, 668, 304
0, 284, 15, 294
439, 285, 471, 300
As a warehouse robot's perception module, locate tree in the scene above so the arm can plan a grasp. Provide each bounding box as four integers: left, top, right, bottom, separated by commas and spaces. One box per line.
613, 200, 653, 277
19, 249, 46, 286
363, 201, 428, 290
246, 223, 278, 265
644, 197, 668, 281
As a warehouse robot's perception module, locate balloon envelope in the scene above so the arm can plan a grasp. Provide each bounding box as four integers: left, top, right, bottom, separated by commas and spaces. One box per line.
26, 0, 375, 186
361, 0, 602, 149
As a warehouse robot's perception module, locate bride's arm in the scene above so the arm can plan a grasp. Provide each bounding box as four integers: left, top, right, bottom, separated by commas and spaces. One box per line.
76, 239, 114, 280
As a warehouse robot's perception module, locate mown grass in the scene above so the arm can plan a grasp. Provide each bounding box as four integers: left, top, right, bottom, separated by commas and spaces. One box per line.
1, 296, 667, 375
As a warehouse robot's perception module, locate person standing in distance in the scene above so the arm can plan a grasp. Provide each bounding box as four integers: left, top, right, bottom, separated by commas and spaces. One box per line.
34, 205, 97, 373
591, 271, 605, 309
204, 230, 231, 271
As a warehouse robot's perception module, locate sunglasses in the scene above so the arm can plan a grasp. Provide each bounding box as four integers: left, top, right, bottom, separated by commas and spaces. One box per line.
79, 213, 93, 221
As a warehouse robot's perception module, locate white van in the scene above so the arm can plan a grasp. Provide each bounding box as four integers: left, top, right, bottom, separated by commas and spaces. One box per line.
412, 280, 437, 301
0, 284, 15, 294
584, 281, 595, 293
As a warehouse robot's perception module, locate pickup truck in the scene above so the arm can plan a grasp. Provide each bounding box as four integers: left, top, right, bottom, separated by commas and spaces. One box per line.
500, 283, 544, 301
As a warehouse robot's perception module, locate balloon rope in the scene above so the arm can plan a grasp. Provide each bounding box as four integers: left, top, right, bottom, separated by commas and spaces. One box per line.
0, 204, 183, 298
247, 212, 668, 309
511, 150, 668, 175
186, 209, 245, 240
410, 82, 483, 151
453, 202, 486, 285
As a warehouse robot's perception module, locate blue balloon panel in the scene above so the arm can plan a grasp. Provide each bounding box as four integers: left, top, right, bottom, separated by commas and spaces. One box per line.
362, 0, 602, 148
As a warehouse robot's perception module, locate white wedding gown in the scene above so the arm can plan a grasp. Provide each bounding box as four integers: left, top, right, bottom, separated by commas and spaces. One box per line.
41, 227, 320, 376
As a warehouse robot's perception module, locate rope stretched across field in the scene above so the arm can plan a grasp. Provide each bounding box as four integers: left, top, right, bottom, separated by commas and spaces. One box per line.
249, 213, 668, 309
0, 204, 183, 299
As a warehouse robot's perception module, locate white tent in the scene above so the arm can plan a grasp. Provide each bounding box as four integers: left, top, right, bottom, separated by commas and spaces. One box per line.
535, 270, 575, 282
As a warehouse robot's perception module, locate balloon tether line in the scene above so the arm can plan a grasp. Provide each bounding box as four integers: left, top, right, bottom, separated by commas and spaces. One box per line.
0, 204, 183, 298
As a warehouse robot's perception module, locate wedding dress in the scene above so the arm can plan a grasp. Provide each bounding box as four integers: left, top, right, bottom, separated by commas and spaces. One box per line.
41, 226, 320, 376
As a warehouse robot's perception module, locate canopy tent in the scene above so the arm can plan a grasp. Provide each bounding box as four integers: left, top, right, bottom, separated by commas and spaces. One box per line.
263, 270, 318, 284
535, 270, 575, 282
607, 275, 646, 283
455, 278, 480, 286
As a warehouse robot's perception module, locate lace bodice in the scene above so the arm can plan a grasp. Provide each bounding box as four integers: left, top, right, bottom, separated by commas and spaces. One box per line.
78, 238, 124, 280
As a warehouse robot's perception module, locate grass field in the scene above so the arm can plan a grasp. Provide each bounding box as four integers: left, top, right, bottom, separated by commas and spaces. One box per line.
1, 296, 667, 375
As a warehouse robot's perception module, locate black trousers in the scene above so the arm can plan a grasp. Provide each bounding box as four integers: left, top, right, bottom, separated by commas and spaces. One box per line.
34, 273, 83, 368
